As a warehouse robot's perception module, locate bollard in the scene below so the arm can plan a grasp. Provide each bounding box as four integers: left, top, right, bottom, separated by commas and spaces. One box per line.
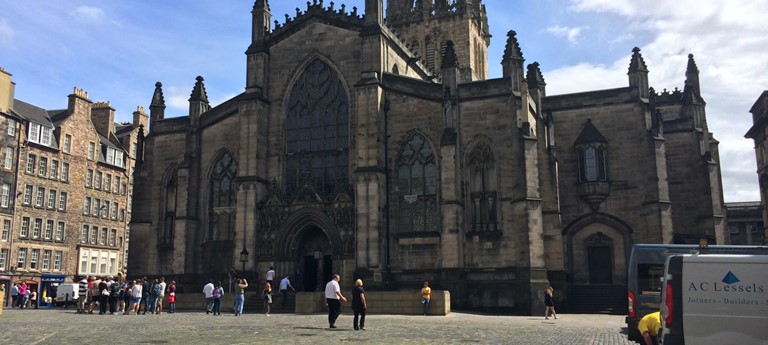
64, 293, 69, 309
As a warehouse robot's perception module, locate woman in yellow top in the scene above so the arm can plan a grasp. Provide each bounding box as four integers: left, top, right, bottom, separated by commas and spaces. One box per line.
421, 281, 431, 315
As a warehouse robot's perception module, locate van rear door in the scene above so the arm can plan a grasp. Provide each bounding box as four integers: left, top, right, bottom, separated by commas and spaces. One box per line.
662, 254, 768, 345
660, 255, 684, 344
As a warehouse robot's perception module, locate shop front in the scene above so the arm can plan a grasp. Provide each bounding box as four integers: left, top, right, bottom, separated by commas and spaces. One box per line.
39, 274, 66, 308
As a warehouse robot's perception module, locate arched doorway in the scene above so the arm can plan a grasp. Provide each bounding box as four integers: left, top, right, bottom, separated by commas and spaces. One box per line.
297, 225, 333, 292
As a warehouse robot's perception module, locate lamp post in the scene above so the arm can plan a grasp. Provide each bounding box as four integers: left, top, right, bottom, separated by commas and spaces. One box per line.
239, 248, 249, 274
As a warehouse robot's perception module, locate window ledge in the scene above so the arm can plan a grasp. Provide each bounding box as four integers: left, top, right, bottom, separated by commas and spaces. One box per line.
465, 230, 502, 239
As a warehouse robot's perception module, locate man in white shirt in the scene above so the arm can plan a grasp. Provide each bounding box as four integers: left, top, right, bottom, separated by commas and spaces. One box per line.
266, 267, 276, 285
324, 274, 347, 328
279, 275, 296, 308
157, 277, 167, 314
202, 279, 215, 314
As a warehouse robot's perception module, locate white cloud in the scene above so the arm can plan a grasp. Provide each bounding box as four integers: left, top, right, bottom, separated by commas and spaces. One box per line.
69, 6, 106, 24
0, 18, 14, 47
552, 0, 768, 201
166, 86, 190, 113
546, 25, 586, 45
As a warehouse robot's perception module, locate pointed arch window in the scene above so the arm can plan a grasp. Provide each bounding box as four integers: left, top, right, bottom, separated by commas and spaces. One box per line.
161, 172, 177, 246
578, 146, 607, 182
425, 37, 436, 71
285, 59, 349, 197
467, 141, 498, 232
208, 152, 238, 241
396, 134, 439, 233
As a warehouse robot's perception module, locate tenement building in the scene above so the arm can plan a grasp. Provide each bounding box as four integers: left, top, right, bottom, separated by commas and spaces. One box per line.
130, 0, 725, 314
0, 68, 143, 301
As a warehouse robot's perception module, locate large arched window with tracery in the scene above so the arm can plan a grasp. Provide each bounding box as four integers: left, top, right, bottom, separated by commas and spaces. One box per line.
285, 59, 349, 197
396, 134, 439, 233
208, 152, 238, 241
467, 141, 498, 232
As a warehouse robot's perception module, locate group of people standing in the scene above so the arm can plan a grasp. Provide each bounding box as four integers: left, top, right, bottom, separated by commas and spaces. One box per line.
75, 275, 176, 315
325, 275, 433, 330
202, 266, 299, 317
9, 282, 35, 309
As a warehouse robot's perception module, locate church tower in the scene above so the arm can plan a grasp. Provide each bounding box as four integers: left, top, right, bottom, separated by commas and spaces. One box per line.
386, 0, 490, 81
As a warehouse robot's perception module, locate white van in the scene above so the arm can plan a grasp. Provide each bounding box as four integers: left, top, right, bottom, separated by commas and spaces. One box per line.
660, 254, 768, 345
54, 283, 79, 306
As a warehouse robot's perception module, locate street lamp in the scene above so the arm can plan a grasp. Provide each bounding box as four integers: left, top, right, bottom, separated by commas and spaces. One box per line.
239, 248, 249, 273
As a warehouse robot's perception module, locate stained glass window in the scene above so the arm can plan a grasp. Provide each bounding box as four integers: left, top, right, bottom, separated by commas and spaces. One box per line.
285, 59, 349, 197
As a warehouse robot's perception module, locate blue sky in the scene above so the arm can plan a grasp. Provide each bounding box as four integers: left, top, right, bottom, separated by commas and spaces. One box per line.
2, 0, 767, 202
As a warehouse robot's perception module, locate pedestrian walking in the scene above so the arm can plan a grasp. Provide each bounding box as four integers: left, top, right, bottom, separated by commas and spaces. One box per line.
324, 274, 347, 329
212, 281, 224, 316
279, 275, 295, 308
266, 266, 275, 285
352, 279, 367, 330
544, 286, 558, 320
203, 279, 214, 314
421, 281, 431, 315
263, 281, 272, 316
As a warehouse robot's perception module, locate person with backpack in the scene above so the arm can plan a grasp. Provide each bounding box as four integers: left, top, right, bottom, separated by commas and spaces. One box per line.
147, 279, 159, 314
212, 281, 224, 316
108, 276, 120, 314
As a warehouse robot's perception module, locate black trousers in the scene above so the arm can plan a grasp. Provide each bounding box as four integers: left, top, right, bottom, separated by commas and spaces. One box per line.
326, 298, 341, 326
353, 308, 366, 329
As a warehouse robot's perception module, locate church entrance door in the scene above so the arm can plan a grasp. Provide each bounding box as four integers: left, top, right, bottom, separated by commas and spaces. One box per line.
297, 225, 333, 292
587, 246, 613, 284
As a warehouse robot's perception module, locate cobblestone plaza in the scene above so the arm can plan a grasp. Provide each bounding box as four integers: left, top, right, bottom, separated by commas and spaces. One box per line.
0, 308, 635, 345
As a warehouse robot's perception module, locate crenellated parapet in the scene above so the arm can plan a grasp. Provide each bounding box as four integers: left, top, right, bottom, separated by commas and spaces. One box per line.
651, 87, 684, 104
386, 0, 489, 40
270, 0, 365, 37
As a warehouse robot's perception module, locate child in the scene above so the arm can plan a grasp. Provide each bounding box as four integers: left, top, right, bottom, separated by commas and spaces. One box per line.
212, 281, 223, 316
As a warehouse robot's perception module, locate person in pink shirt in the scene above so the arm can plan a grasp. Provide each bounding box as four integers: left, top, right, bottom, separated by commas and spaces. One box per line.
18, 282, 29, 309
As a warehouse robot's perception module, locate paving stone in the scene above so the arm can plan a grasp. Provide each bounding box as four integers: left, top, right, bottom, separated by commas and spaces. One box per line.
0, 308, 637, 345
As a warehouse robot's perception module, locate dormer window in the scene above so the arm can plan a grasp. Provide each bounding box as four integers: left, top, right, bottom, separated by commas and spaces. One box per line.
104, 147, 124, 167
27, 122, 53, 146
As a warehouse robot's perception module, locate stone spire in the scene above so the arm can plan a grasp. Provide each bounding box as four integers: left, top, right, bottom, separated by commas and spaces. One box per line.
149, 81, 165, 131
189, 76, 210, 123
246, 0, 271, 94
685, 53, 701, 98
250, 0, 271, 45
502, 31, 525, 91
627, 47, 649, 98
526, 62, 546, 94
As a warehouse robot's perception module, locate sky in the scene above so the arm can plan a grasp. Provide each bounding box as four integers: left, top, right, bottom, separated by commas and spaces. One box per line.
1, 0, 767, 202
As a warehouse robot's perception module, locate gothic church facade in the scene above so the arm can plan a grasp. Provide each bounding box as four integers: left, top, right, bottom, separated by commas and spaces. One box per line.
130, 0, 725, 314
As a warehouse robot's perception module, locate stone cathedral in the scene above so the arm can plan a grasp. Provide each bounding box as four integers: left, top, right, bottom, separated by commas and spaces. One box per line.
129, 0, 725, 314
